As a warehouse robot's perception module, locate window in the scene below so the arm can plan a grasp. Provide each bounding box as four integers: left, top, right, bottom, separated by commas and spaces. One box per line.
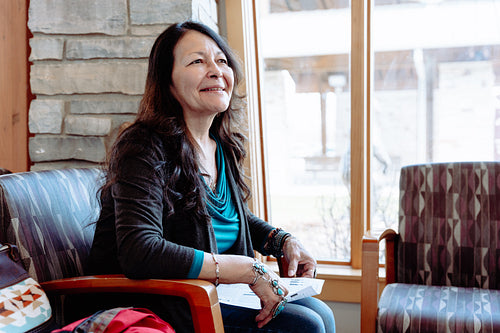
256, 1, 352, 263
371, 0, 500, 235
254, 0, 500, 266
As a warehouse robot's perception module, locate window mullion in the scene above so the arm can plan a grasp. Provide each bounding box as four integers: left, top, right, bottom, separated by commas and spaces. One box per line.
351, 0, 371, 269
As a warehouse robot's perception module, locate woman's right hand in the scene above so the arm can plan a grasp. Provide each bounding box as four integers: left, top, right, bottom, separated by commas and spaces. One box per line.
248, 262, 288, 328
198, 254, 288, 327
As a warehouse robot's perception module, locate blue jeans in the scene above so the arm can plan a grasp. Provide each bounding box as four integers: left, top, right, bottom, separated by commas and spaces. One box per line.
220, 297, 335, 333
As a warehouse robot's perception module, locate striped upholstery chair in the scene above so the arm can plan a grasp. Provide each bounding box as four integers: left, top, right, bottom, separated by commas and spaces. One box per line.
362, 162, 500, 333
0, 168, 224, 333
0, 168, 102, 283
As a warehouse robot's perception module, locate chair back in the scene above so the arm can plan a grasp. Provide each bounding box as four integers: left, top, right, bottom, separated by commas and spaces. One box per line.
397, 162, 500, 289
0, 168, 103, 283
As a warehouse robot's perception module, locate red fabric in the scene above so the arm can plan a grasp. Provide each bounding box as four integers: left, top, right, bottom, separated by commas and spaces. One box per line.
52, 308, 175, 333
107, 308, 175, 332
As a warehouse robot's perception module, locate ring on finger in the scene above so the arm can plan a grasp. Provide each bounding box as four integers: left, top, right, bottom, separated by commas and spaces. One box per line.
271, 297, 287, 318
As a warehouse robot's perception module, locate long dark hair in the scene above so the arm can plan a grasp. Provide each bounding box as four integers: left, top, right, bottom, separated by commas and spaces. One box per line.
102, 21, 250, 222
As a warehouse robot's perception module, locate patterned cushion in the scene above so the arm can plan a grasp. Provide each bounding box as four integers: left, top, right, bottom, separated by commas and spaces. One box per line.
378, 162, 500, 332
378, 283, 500, 333
0, 168, 104, 283
397, 162, 500, 288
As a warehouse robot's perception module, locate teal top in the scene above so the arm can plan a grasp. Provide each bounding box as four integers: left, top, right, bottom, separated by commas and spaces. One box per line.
187, 136, 240, 278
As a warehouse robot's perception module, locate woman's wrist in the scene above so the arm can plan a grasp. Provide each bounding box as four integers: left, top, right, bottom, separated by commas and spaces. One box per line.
249, 259, 285, 297
264, 228, 292, 258
201, 253, 257, 285
281, 234, 296, 253
250, 259, 270, 286
211, 252, 220, 286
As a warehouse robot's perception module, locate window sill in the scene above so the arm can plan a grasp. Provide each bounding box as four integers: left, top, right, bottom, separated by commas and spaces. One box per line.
268, 262, 387, 303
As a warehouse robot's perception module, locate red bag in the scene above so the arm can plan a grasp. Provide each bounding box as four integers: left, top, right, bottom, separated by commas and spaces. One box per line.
52, 307, 175, 333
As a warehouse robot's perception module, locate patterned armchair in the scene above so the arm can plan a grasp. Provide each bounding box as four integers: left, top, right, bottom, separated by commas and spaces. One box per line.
361, 162, 500, 332
0, 168, 224, 333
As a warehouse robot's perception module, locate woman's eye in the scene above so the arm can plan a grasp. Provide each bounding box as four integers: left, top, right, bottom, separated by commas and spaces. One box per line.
218, 58, 228, 64
190, 59, 202, 65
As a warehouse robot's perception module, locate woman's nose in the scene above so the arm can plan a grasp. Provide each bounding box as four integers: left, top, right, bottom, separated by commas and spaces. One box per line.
207, 61, 222, 78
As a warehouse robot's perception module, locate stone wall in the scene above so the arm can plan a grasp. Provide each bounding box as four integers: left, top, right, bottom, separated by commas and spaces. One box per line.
28, 0, 218, 170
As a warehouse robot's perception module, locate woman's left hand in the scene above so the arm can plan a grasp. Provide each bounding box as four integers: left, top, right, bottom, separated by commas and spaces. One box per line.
282, 237, 317, 278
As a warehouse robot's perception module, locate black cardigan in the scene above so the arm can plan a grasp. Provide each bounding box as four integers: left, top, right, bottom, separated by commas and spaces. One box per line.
87, 124, 275, 279
84, 125, 276, 332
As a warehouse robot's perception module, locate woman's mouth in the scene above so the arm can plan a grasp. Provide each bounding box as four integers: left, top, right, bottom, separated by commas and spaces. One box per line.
201, 87, 224, 92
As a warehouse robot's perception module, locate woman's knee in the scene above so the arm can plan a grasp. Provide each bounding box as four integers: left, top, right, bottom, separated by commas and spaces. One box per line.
290, 298, 335, 333
275, 304, 326, 333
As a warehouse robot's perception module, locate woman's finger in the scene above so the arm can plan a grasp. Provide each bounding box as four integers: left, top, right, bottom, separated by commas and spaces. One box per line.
255, 303, 273, 326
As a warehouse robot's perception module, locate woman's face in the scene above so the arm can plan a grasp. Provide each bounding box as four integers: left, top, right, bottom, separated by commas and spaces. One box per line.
170, 30, 234, 118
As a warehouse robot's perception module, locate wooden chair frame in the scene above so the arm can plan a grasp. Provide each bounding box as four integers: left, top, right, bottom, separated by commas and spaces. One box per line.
361, 229, 397, 333
40, 275, 224, 333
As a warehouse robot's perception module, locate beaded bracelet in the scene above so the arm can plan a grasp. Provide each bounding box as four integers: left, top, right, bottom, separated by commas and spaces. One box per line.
276, 232, 291, 256
264, 228, 280, 255
211, 252, 220, 286
264, 228, 292, 258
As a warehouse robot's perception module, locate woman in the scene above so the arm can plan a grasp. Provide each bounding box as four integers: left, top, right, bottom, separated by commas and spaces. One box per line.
87, 21, 335, 333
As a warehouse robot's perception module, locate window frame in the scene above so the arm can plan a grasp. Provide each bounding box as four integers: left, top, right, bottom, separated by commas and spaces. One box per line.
222, 0, 375, 302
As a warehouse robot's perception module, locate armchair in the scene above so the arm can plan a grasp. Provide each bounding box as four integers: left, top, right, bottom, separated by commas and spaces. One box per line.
361, 162, 500, 332
0, 168, 224, 333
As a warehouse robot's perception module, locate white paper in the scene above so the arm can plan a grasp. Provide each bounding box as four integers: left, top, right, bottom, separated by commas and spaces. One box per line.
216, 278, 324, 309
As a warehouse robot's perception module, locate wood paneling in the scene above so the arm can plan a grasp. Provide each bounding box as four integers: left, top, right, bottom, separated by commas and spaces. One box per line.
0, 0, 29, 172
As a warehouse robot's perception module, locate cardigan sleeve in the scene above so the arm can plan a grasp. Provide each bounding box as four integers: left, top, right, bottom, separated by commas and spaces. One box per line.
110, 138, 197, 280
246, 211, 275, 255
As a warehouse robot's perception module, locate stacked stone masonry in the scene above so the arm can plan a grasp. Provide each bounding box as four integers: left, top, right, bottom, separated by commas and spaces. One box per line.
28, 0, 219, 170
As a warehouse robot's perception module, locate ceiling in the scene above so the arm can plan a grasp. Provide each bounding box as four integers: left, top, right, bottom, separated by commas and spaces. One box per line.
269, 0, 349, 12
268, 0, 448, 12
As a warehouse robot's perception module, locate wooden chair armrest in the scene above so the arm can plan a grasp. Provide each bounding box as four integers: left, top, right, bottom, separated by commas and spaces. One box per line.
40, 274, 224, 333
361, 234, 379, 333
379, 228, 397, 243
379, 229, 397, 284
361, 229, 398, 333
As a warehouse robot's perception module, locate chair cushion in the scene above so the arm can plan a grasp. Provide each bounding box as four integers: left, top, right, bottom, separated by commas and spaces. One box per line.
398, 162, 500, 288
0, 168, 103, 283
377, 283, 500, 333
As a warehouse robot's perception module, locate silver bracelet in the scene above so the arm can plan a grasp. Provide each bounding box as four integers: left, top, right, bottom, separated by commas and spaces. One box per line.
250, 259, 285, 297
211, 252, 220, 286
272, 297, 287, 318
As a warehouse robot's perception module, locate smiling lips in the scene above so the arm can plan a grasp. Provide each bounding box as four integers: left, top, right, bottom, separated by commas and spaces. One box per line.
201, 87, 225, 92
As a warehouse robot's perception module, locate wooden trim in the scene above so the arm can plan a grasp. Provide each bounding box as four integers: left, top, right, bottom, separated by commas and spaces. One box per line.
0, 0, 29, 172
351, 0, 370, 269
366, 0, 373, 233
